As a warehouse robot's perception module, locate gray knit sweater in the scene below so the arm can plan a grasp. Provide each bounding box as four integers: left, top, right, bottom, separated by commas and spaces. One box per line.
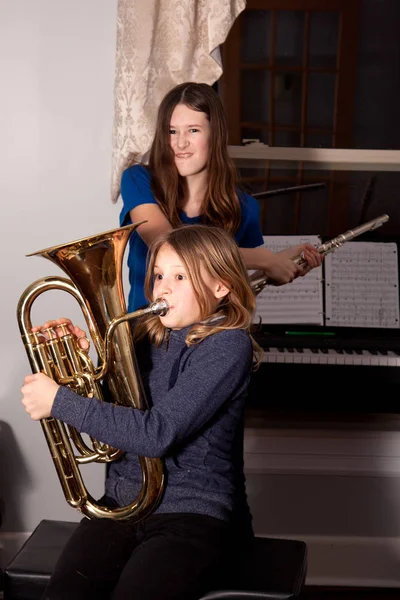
51, 325, 254, 531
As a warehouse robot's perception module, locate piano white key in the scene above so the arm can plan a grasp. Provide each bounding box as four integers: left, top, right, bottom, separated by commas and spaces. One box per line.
343, 353, 354, 365
370, 355, 381, 366
326, 349, 337, 365
387, 351, 400, 367
360, 350, 371, 366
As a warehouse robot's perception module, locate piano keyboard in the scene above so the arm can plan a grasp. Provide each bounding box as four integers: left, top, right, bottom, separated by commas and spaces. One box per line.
261, 347, 400, 366
249, 328, 400, 411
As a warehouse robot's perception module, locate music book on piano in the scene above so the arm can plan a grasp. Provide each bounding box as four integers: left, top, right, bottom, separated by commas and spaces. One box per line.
325, 241, 399, 328
253, 237, 400, 329
252, 235, 324, 325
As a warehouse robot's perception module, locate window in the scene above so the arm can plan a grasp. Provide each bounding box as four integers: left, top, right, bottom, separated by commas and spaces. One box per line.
220, 0, 400, 236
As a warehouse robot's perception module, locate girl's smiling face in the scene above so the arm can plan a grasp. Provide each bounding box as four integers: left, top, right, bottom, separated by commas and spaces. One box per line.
152, 243, 226, 329
169, 104, 211, 179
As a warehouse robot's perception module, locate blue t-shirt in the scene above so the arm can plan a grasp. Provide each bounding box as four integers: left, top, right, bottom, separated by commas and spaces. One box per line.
119, 164, 264, 312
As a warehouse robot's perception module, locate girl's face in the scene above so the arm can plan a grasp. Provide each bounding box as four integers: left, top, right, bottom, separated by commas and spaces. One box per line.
153, 243, 228, 329
169, 104, 211, 179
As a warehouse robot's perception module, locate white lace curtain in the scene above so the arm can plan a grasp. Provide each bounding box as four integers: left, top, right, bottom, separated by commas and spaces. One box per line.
110, 0, 246, 203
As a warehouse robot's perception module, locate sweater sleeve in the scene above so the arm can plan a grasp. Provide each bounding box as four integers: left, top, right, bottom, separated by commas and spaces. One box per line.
119, 164, 157, 227
51, 330, 253, 458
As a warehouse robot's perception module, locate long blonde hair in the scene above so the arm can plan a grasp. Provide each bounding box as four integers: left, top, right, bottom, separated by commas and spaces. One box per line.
134, 224, 262, 366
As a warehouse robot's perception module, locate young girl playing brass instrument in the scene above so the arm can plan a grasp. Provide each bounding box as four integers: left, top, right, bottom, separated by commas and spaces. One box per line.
21, 224, 262, 600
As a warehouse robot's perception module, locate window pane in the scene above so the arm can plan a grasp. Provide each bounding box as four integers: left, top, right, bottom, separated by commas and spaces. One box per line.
306, 132, 334, 148
274, 72, 303, 126
241, 10, 270, 63
241, 126, 269, 145
241, 70, 270, 123
274, 130, 301, 147
275, 10, 305, 67
309, 11, 339, 68
307, 73, 336, 129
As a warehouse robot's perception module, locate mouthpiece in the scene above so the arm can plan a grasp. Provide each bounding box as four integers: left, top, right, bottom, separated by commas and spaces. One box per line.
150, 298, 169, 316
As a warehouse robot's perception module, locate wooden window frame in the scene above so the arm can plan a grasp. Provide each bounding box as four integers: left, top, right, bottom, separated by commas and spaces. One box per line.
220, 0, 365, 234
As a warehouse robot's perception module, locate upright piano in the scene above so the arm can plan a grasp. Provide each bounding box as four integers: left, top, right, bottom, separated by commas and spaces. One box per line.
249, 324, 400, 412
247, 235, 400, 413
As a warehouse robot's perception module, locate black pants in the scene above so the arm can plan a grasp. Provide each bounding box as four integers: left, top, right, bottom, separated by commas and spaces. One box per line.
42, 511, 238, 600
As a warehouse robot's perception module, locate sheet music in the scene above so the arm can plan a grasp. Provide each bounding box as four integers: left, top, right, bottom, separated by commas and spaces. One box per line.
253, 235, 324, 325
325, 242, 399, 328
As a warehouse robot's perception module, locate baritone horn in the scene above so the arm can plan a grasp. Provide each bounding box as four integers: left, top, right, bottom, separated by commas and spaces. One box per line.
250, 214, 390, 294
17, 222, 168, 521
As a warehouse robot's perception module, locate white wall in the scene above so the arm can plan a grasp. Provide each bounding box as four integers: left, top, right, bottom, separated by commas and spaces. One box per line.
0, 0, 119, 536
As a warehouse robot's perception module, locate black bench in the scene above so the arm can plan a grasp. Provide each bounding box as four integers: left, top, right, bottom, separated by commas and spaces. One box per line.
3, 519, 307, 600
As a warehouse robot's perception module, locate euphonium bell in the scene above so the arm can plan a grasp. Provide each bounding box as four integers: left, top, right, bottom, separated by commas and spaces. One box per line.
17, 222, 168, 521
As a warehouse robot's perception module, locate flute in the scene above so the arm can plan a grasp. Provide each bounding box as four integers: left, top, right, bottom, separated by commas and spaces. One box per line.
250, 214, 390, 294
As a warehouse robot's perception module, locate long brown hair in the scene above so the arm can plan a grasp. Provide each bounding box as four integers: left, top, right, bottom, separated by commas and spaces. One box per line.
134, 224, 262, 366
146, 83, 242, 235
